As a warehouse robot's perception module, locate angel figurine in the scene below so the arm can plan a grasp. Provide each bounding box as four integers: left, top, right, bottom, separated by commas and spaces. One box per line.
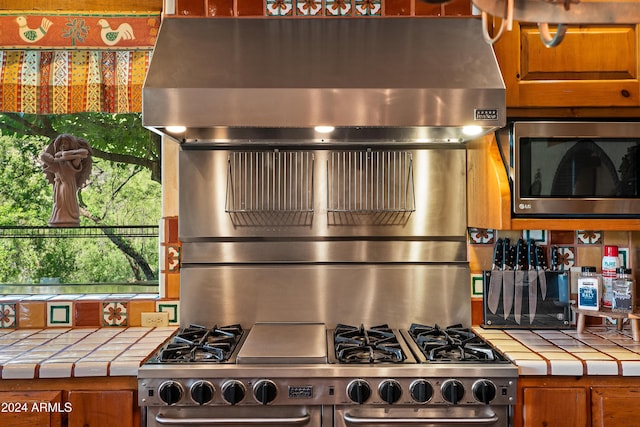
40, 134, 92, 227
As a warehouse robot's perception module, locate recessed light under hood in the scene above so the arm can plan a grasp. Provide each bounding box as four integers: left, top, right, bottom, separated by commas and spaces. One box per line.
142, 17, 505, 145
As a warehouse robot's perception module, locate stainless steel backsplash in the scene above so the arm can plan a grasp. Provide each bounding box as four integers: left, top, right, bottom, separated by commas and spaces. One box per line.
178, 146, 470, 328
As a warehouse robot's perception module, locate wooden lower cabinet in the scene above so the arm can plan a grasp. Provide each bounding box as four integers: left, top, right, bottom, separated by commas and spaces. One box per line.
522, 387, 588, 427
0, 391, 63, 427
591, 387, 640, 427
67, 390, 135, 427
0, 377, 138, 427
516, 377, 640, 427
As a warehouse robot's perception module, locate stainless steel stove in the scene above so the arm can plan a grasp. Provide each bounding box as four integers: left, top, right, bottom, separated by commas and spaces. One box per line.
139, 322, 516, 427
138, 144, 517, 426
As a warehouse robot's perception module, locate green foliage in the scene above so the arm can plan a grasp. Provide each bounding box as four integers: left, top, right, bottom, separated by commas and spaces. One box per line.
0, 115, 161, 288
0, 134, 51, 225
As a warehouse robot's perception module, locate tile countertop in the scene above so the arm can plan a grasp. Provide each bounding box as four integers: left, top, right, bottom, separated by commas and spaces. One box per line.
0, 327, 177, 379
474, 326, 640, 377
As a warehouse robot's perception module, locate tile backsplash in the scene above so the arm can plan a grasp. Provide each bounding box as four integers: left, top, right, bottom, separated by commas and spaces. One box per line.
0, 295, 178, 329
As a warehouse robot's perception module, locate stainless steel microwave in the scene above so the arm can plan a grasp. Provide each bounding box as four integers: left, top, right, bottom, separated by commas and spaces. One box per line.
503, 121, 640, 218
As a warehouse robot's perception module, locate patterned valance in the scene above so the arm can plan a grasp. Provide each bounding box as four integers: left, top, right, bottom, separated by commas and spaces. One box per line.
0, 50, 151, 114
0, 12, 159, 50
0, 12, 159, 114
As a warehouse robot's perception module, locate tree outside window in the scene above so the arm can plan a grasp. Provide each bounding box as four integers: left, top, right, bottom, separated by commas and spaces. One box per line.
0, 112, 161, 294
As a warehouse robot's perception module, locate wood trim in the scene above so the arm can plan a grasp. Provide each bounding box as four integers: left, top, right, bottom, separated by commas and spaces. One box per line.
0, 377, 138, 392
467, 133, 511, 230
510, 218, 640, 231
507, 107, 640, 118
0, 1, 162, 11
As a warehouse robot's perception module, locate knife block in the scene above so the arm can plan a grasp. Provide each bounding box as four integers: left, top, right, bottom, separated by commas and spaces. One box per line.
482, 270, 572, 329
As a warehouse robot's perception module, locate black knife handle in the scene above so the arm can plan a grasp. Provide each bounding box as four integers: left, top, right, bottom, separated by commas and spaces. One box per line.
528, 240, 536, 269
493, 238, 503, 269
516, 239, 527, 271
536, 245, 548, 271
551, 245, 561, 271
502, 238, 510, 270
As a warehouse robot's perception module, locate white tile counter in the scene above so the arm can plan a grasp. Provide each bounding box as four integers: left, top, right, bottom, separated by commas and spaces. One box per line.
0, 327, 176, 379
474, 326, 640, 376
6, 325, 640, 379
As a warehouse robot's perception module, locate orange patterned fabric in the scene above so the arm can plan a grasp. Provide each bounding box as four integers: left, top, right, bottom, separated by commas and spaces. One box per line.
0, 12, 158, 114
0, 50, 151, 113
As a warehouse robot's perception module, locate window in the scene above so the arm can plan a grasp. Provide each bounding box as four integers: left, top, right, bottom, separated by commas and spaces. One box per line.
0, 112, 161, 294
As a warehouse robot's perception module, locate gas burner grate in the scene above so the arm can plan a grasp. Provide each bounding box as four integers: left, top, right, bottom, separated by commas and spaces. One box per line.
156, 324, 244, 363
334, 323, 405, 364
408, 323, 504, 363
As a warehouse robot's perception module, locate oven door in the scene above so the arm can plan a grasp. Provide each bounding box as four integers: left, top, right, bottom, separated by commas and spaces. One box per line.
146, 405, 325, 427
334, 405, 509, 427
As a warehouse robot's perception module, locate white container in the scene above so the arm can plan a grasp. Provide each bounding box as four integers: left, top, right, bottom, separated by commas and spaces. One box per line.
602, 245, 619, 308
578, 266, 600, 311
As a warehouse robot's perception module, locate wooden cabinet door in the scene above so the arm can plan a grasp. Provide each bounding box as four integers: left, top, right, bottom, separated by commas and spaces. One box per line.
67, 390, 134, 427
0, 391, 63, 427
493, 23, 640, 108
592, 387, 640, 427
523, 387, 588, 427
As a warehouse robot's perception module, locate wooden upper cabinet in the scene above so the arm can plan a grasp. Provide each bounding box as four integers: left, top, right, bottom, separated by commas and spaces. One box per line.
493, 23, 640, 107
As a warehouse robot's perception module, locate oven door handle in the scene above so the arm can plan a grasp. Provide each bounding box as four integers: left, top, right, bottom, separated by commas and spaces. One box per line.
342, 412, 499, 425
155, 412, 311, 425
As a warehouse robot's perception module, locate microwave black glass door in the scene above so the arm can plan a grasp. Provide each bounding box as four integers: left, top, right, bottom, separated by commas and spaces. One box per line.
519, 138, 640, 198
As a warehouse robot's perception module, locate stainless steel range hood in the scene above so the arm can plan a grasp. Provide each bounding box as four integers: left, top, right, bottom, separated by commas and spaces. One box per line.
143, 17, 505, 144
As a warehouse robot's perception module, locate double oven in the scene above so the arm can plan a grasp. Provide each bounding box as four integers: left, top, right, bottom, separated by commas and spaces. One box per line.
138, 143, 518, 426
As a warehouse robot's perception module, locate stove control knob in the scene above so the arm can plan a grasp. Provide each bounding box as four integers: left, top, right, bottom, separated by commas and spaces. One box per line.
378, 380, 402, 404
191, 380, 215, 405
347, 379, 371, 404
222, 380, 246, 405
441, 380, 465, 405
159, 381, 184, 405
409, 379, 433, 403
472, 380, 497, 404
254, 380, 278, 405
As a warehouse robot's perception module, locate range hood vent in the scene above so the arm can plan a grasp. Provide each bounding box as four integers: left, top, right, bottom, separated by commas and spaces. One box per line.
143, 17, 505, 144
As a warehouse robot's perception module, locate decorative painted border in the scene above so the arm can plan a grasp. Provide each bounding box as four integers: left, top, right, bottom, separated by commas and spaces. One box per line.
266, 0, 383, 16
157, 301, 180, 325
471, 274, 484, 297
102, 301, 128, 326
522, 230, 548, 245
577, 230, 603, 245
555, 246, 575, 269
0, 11, 160, 49
619, 247, 630, 268
468, 228, 495, 245
0, 303, 17, 328
47, 302, 72, 326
